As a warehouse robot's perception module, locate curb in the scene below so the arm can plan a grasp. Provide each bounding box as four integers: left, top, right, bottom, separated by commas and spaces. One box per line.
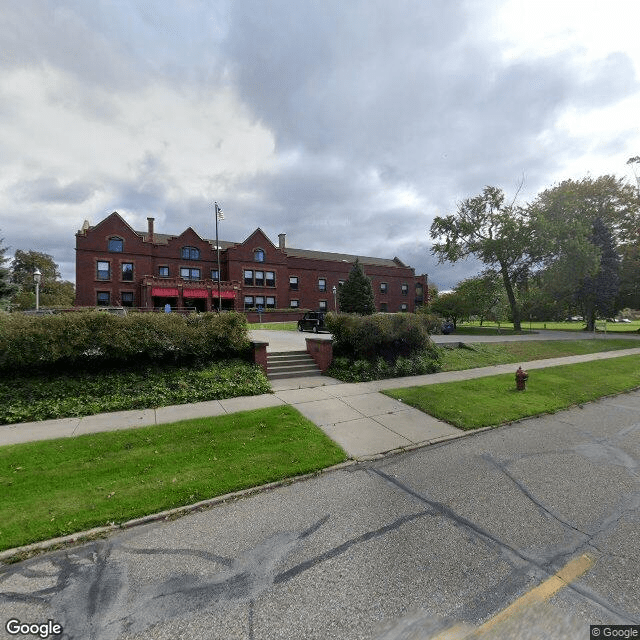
0, 459, 357, 565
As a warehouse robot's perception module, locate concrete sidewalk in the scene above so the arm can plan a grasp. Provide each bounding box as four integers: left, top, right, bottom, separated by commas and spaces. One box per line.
2, 347, 640, 458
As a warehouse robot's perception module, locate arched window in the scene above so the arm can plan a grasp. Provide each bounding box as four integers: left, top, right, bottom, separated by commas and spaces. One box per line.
181, 246, 200, 260
254, 249, 265, 262
108, 237, 123, 252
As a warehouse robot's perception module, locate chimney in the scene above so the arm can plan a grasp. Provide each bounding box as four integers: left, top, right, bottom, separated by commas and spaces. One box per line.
278, 233, 286, 250
147, 217, 155, 243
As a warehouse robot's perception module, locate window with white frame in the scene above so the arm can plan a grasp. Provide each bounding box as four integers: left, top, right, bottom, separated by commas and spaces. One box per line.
97, 261, 110, 280
121, 263, 134, 281
180, 267, 201, 280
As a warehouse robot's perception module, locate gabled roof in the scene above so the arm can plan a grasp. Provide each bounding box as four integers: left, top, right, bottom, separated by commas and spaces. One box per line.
78, 211, 141, 238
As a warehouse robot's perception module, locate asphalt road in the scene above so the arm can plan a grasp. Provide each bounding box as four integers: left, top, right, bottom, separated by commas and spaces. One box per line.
1, 391, 638, 639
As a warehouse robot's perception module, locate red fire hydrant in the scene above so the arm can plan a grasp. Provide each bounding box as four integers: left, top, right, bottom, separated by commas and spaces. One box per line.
515, 366, 528, 391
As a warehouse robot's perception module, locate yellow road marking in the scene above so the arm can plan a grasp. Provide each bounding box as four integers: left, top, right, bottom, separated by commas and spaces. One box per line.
474, 553, 595, 636
430, 553, 595, 639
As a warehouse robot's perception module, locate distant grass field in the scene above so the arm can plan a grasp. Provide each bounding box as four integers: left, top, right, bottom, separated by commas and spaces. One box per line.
247, 322, 298, 331
457, 319, 640, 333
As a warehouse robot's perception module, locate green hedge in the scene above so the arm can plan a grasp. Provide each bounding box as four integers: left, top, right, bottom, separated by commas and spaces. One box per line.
325, 312, 440, 363
0, 311, 250, 373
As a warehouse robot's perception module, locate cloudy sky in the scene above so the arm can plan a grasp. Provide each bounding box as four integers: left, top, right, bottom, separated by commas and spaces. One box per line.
1, 0, 639, 290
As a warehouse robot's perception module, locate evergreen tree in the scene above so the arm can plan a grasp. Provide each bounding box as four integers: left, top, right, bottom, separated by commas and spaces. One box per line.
338, 258, 376, 315
575, 217, 620, 331
0, 234, 18, 310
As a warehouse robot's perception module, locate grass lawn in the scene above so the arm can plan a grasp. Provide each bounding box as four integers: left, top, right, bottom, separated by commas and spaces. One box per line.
439, 339, 640, 371
0, 406, 346, 553
247, 322, 298, 330
457, 319, 640, 333
384, 355, 640, 430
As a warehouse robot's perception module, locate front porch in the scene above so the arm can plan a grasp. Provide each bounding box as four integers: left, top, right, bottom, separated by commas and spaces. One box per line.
140, 276, 241, 312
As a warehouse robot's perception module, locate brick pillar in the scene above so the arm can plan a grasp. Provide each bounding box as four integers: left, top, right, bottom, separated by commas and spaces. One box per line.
252, 341, 269, 375
306, 338, 333, 372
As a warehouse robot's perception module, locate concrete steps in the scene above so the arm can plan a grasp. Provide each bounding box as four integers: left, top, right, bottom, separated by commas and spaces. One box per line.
267, 350, 322, 380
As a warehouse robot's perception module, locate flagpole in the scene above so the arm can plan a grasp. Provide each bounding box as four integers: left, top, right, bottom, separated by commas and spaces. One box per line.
215, 202, 222, 311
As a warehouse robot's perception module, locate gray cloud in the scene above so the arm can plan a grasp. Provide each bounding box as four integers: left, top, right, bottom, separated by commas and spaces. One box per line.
1, 0, 638, 289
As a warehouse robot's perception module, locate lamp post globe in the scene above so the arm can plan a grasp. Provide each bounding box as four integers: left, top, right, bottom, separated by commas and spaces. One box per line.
33, 269, 42, 311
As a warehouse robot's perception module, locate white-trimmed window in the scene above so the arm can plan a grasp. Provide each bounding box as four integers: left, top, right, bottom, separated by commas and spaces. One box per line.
121, 262, 134, 281
180, 267, 201, 280
97, 261, 110, 280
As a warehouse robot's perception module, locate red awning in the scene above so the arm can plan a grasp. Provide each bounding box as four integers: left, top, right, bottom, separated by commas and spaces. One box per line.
183, 289, 208, 298
151, 287, 179, 297
212, 290, 236, 299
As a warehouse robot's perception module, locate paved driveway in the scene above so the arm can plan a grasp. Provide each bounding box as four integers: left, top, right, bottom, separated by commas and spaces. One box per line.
250, 328, 640, 352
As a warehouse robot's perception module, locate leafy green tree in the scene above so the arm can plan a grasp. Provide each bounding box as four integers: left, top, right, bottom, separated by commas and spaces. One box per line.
337, 258, 376, 315
454, 271, 503, 325
10, 250, 75, 310
430, 186, 530, 331
429, 291, 466, 328
0, 234, 18, 310
527, 175, 637, 320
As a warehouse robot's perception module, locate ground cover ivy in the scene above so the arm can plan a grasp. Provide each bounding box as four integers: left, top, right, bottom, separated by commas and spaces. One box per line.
0, 360, 270, 424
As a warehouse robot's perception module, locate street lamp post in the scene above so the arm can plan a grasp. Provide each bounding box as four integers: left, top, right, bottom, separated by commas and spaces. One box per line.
214, 202, 224, 311
332, 285, 337, 312
34, 269, 41, 311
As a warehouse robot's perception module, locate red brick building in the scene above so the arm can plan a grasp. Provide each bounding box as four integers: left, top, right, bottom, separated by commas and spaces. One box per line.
75, 212, 428, 314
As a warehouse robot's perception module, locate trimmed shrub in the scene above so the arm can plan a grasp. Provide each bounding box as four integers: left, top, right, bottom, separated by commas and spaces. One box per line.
0, 311, 250, 374
325, 312, 441, 365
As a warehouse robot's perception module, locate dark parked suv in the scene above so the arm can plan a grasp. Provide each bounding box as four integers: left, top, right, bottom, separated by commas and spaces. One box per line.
297, 311, 328, 333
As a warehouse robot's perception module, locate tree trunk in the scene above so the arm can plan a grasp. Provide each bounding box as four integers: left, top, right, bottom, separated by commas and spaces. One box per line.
500, 264, 521, 331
